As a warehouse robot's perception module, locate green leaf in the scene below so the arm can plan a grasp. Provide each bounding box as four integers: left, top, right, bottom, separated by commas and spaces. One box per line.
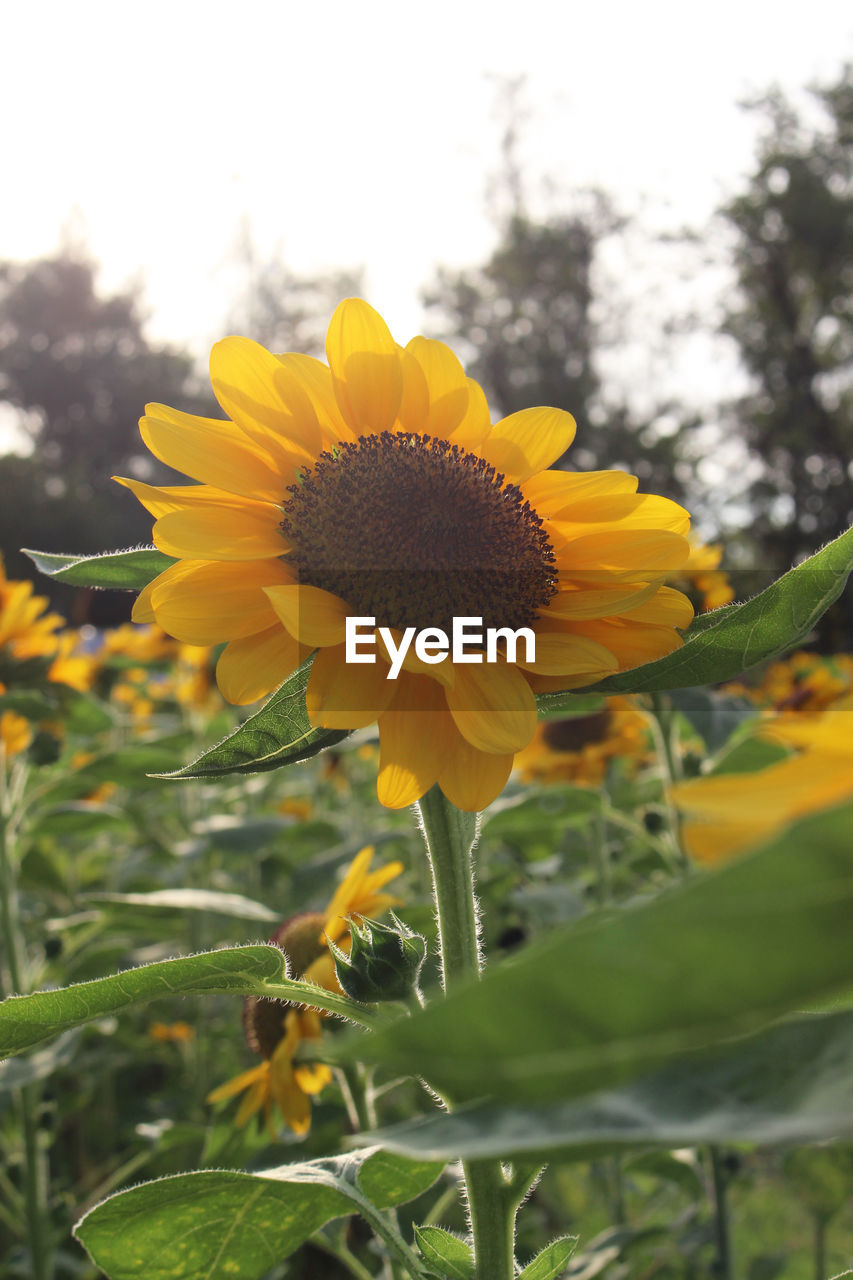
349, 801, 853, 1105
159, 658, 351, 779
580, 525, 853, 694
534, 691, 605, 720
91, 888, 280, 923
363, 1008, 853, 1161
0, 945, 365, 1058
74, 1149, 442, 1280
32, 804, 129, 837
667, 687, 756, 753
518, 1236, 577, 1280
23, 547, 175, 591
415, 1225, 474, 1279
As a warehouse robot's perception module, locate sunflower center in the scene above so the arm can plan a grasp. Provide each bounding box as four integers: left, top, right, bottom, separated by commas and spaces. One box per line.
280, 432, 557, 634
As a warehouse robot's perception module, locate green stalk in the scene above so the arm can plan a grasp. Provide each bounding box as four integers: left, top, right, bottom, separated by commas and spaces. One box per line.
648, 692, 690, 876
416, 786, 517, 1280
709, 1145, 734, 1280
0, 763, 52, 1280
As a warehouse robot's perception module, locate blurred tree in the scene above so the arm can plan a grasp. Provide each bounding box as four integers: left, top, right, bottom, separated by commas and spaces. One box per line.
423, 206, 693, 504
422, 77, 693, 504
0, 250, 205, 614
720, 68, 853, 567
227, 225, 363, 356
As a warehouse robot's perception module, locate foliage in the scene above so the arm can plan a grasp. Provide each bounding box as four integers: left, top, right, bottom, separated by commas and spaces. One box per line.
720, 68, 853, 568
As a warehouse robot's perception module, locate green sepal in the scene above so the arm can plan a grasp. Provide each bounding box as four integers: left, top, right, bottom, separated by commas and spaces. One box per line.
23, 546, 175, 590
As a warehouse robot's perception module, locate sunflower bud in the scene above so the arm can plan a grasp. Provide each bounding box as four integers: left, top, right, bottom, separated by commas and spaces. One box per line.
329, 913, 426, 1004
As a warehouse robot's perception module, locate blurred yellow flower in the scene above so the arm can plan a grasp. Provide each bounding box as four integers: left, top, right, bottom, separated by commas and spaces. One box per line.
726, 650, 853, 713
207, 846, 402, 1137
149, 1021, 195, 1043
122, 298, 693, 812
514, 696, 652, 786
0, 710, 33, 760
668, 538, 734, 614
671, 697, 853, 864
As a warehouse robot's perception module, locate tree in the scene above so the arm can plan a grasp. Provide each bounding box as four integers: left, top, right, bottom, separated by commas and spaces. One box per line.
0, 250, 204, 606
423, 204, 692, 505
720, 68, 853, 568
227, 227, 363, 357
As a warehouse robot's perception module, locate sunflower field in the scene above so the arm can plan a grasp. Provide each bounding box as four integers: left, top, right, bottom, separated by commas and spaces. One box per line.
2, 299, 853, 1280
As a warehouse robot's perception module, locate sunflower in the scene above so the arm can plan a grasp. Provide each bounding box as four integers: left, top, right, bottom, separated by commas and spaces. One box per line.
207, 846, 402, 1137
671, 697, 853, 864
514, 696, 652, 787
122, 299, 693, 811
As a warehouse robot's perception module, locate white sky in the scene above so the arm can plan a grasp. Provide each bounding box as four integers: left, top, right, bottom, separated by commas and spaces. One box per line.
3, 0, 852, 402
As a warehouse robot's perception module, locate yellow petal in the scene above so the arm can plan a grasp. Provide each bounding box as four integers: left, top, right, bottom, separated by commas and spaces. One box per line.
151, 560, 292, 644
306, 643, 396, 729
479, 407, 577, 483
451, 377, 492, 451
552, 529, 690, 577
140, 403, 284, 503
264, 584, 350, 647
207, 1062, 268, 1104
275, 352, 353, 447
210, 336, 322, 461
522, 469, 639, 514
116, 477, 262, 519
397, 343, 430, 432
131, 577, 157, 623
571, 618, 685, 670
517, 630, 618, 678
377, 675, 453, 808
543, 580, 661, 621
549, 493, 691, 537
153, 504, 286, 561
445, 661, 538, 754
216, 625, 310, 705
437, 731, 513, 812
620, 585, 694, 629
325, 298, 403, 433
322, 846, 375, 936
235, 1077, 270, 1128
405, 336, 470, 439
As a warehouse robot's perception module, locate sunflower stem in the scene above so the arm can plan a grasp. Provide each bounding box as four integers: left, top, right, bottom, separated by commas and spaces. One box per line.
415, 786, 517, 1280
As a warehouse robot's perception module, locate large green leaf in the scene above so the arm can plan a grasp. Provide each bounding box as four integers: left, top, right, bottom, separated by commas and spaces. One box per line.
0, 945, 370, 1058
350, 801, 853, 1104
159, 659, 350, 778
75, 1149, 442, 1280
581, 525, 853, 694
23, 547, 175, 591
363, 1008, 853, 1161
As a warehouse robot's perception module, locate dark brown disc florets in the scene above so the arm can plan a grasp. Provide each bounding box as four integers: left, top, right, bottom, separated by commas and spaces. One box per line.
243, 912, 327, 1060
280, 432, 557, 635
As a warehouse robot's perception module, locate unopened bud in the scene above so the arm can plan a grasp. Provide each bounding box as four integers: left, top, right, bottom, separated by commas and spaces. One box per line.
330, 913, 426, 1003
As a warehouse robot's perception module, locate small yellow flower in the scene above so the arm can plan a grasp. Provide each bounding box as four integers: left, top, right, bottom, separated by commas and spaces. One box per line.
122, 299, 693, 812
149, 1021, 195, 1043
207, 846, 402, 1137
671, 697, 853, 864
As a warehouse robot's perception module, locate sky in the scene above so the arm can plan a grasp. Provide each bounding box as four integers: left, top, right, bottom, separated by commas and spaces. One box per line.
3, 0, 852, 415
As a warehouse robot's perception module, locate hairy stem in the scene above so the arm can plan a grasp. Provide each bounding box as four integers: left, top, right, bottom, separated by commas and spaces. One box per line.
416, 786, 517, 1280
